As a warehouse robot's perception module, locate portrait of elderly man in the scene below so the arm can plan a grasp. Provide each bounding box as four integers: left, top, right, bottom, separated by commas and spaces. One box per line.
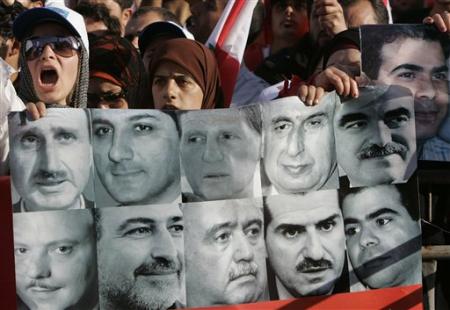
261, 94, 339, 196
178, 105, 262, 202
91, 109, 181, 206
9, 109, 94, 212
95, 204, 185, 310
334, 85, 417, 187
264, 191, 348, 299
14, 209, 98, 310
183, 198, 267, 307
341, 181, 422, 290
361, 24, 450, 161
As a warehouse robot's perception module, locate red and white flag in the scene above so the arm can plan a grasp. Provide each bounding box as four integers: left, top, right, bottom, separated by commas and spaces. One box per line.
206, 0, 258, 107
382, 0, 393, 24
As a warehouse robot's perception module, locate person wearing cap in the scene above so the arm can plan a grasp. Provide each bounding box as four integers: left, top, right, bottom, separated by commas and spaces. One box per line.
148, 37, 224, 110
334, 85, 417, 187
13, 0, 89, 113
88, 33, 149, 109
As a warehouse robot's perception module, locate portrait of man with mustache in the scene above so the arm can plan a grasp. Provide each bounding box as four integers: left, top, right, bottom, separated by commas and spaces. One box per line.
264, 191, 349, 299
95, 204, 185, 310
8, 109, 94, 212
334, 85, 417, 187
183, 198, 268, 307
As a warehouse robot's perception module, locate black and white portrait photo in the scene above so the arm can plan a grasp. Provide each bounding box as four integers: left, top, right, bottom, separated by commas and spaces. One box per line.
361, 24, 450, 162
178, 106, 262, 202
183, 198, 268, 307
261, 94, 339, 196
8, 109, 95, 212
91, 109, 181, 207
264, 191, 349, 300
13, 209, 98, 310
340, 179, 422, 291
95, 204, 185, 310
334, 85, 417, 187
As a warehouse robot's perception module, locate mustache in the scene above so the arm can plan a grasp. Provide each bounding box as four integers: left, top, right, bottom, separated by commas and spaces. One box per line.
229, 262, 258, 281
27, 280, 60, 290
357, 143, 408, 160
134, 258, 181, 277
34, 169, 67, 183
296, 258, 333, 273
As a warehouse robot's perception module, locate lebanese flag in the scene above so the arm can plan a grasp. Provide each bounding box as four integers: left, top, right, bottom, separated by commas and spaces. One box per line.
206, 0, 258, 107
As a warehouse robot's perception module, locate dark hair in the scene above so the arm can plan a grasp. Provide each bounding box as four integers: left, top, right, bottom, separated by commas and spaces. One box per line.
338, 178, 420, 221
113, 0, 134, 10
340, 0, 388, 25
132, 6, 179, 24
74, 2, 121, 36
0, 1, 26, 39
248, 0, 265, 46
361, 24, 449, 80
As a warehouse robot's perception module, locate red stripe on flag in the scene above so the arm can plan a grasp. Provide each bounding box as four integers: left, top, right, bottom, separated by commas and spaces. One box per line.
215, 46, 240, 107
216, 0, 246, 48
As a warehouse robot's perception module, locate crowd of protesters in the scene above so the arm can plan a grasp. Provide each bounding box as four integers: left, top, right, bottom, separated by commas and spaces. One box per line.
1, 0, 450, 174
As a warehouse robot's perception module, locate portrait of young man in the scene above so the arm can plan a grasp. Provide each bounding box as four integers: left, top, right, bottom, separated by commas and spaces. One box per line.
13, 209, 98, 310
334, 85, 417, 187
95, 204, 185, 310
261, 94, 339, 196
340, 180, 422, 290
183, 198, 268, 307
264, 191, 349, 299
91, 109, 181, 207
178, 105, 262, 202
361, 24, 450, 161
9, 109, 94, 212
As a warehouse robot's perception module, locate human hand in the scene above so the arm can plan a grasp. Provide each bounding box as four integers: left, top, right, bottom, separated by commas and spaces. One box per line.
423, 11, 450, 33
312, 66, 359, 98
313, 0, 347, 37
26, 102, 47, 120
298, 84, 325, 106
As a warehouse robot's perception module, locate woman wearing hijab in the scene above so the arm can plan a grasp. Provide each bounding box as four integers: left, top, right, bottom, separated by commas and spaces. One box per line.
88, 34, 149, 109
148, 38, 224, 110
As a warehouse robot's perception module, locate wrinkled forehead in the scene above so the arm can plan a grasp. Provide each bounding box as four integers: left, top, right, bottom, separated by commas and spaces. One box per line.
180, 108, 246, 130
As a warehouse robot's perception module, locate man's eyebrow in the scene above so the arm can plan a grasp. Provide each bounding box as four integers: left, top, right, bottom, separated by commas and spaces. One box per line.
92, 118, 113, 127
275, 223, 305, 232
344, 217, 359, 226
338, 113, 368, 127
128, 114, 160, 122
367, 208, 400, 221
432, 65, 448, 74
271, 116, 292, 125
204, 221, 237, 240
51, 126, 80, 134
384, 107, 411, 120
47, 239, 80, 247
316, 213, 340, 226
242, 219, 262, 230
390, 63, 423, 74
169, 216, 183, 224
117, 217, 155, 232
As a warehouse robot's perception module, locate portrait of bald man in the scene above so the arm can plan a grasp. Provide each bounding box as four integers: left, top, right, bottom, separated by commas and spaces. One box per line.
183, 198, 268, 307
334, 85, 417, 187
9, 109, 94, 212
261, 94, 339, 196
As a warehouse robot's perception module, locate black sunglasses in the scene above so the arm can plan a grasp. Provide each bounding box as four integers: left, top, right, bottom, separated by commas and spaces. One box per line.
24, 36, 81, 61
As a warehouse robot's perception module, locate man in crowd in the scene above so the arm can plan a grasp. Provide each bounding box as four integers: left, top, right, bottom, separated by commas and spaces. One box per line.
14, 209, 98, 309
334, 85, 417, 186
91, 109, 180, 206
261, 94, 338, 195
264, 191, 347, 299
361, 24, 450, 161
341, 182, 422, 289
9, 109, 93, 212
179, 106, 261, 201
184, 198, 267, 307
96, 204, 185, 309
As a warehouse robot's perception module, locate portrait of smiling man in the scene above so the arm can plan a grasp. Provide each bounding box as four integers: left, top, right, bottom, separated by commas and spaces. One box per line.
95, 204, 185, 310
178, 105, 262, 202
14, 209, 98, 310
341, 182, 422, 290
91, 109, 181, 206
334, 85, 417, 187
183, 198, 268, 307
264, 191, 348, 299
9, 109, 93, 212
261, 94, 339, 195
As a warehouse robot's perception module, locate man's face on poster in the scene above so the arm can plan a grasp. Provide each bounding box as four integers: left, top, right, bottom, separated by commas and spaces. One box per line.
97, 204, 184, 309
180, 109, 261, 201
262, 97, 336, 194
377, 37, 449, 141
265, 191, 346, 297
14, 210, 97, 310
342, 185, 422, 288
184, 199, 267, 307
9, 110, 92, 211
92, 109, 180, 205
334, 87, 416, 187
